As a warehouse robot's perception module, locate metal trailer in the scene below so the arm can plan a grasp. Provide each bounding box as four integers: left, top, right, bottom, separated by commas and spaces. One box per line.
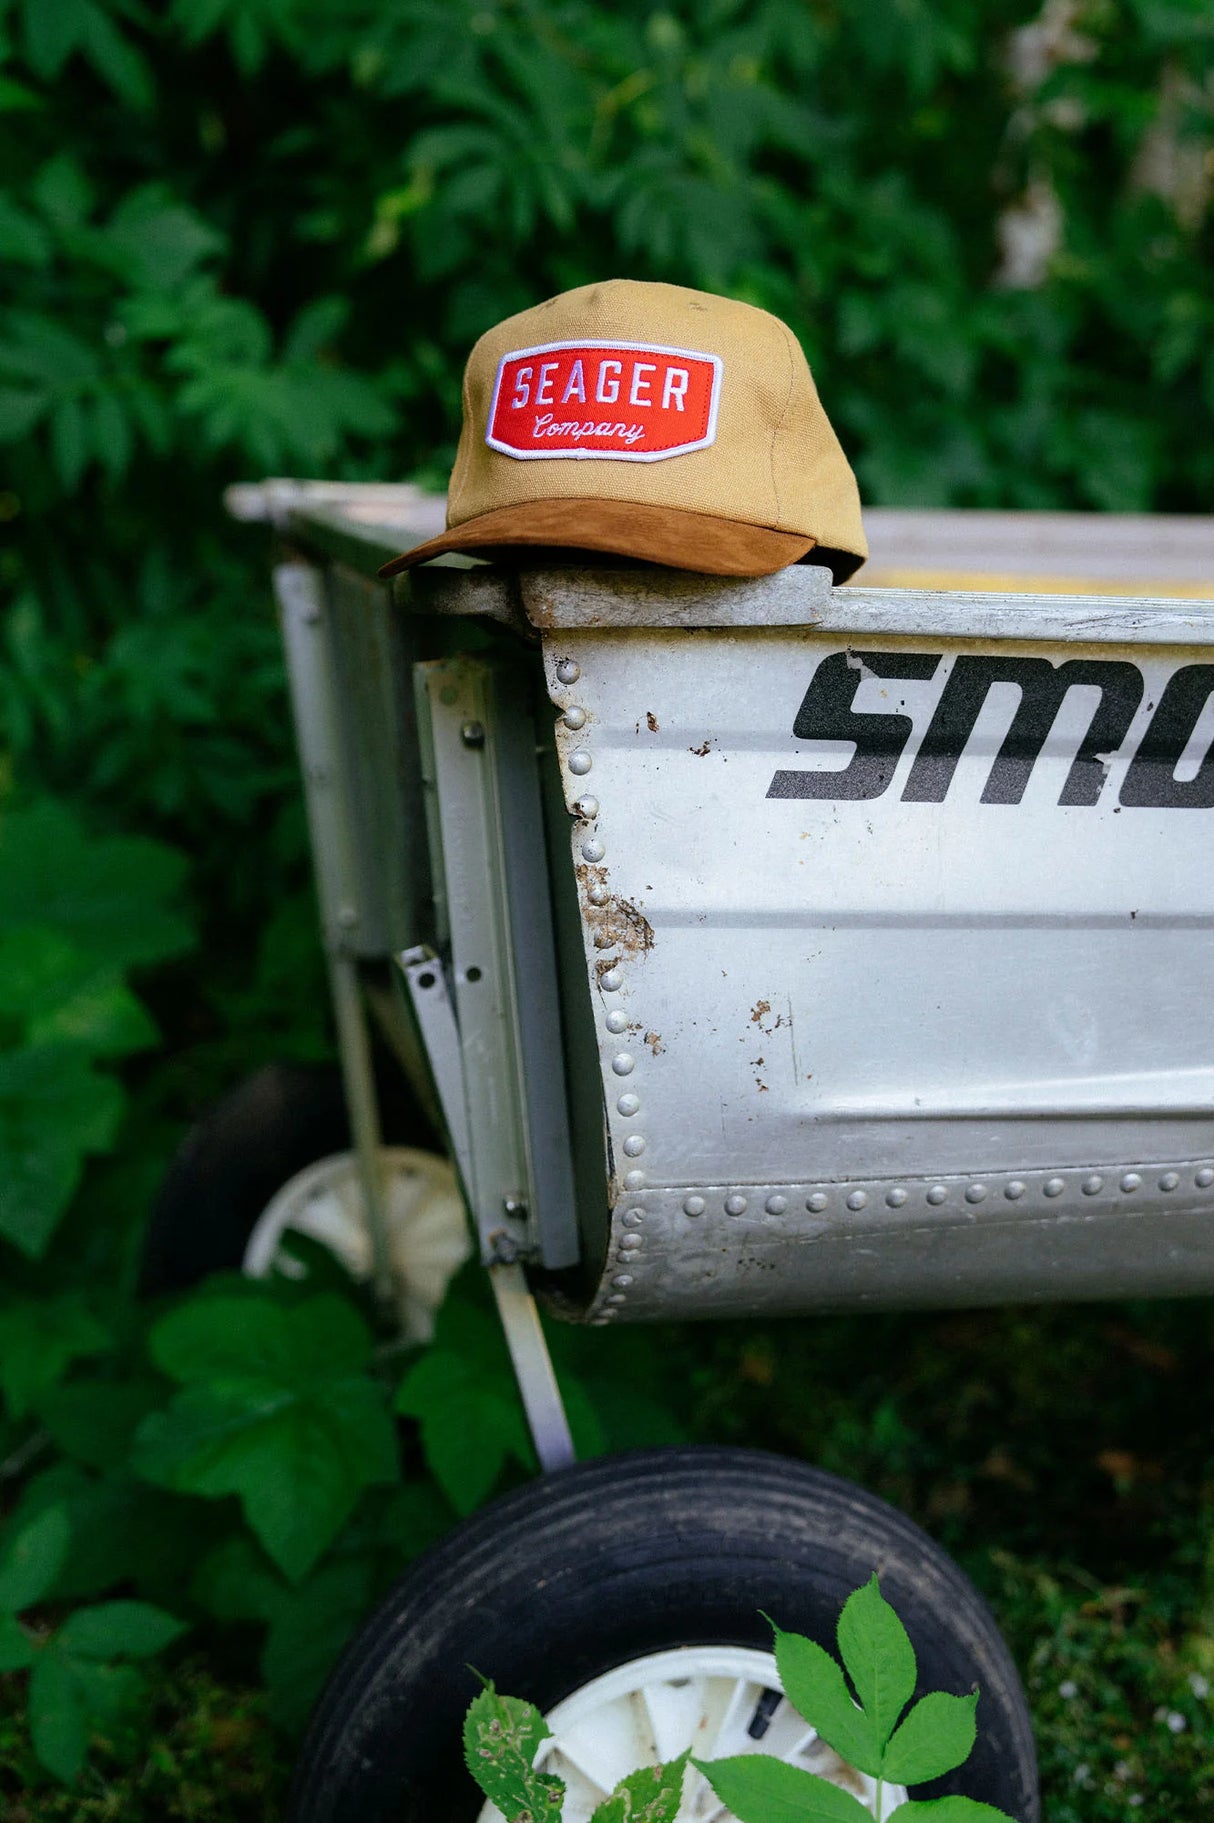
211, 483, 1214, 1823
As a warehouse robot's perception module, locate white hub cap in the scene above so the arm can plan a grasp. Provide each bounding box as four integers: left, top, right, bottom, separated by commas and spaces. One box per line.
477, 1644, 908, 1821
242, 1147, 470, 1342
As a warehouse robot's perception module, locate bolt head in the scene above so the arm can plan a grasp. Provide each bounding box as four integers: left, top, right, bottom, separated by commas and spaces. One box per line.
569, 750, 593, 776
581, 838, 605, 863
562, 706, 587, 730
616, 1092, 640, 1116
556, 659, 580, 684
606, 1010, 628, 1034
622, 1134, 646, 1158
575, 795, 599, 819
611, 1052, 635, 1076
460, 720, 485, 749
600, 967, 623, 991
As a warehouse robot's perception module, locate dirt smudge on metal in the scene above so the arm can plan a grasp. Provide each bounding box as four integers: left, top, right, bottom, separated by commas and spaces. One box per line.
576, 863, 655, 961
646, 711, 659, 732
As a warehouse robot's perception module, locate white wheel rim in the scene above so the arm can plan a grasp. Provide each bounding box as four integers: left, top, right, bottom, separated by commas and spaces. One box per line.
241, 1147, 470, 1341
476, 1643, 908, 1821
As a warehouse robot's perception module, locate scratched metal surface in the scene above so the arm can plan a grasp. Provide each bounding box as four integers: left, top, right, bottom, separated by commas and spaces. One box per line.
543, 623, 1214, 1317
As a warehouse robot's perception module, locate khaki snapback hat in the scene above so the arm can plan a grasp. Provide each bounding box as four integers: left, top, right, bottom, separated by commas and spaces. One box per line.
380, 279, 866, 582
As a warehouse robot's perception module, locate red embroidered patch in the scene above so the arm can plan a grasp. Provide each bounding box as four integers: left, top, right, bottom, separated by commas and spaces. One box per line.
486, 340, 722, 462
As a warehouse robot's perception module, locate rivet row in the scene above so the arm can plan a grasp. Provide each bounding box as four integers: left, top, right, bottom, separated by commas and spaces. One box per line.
674, 1166, 1214, 1221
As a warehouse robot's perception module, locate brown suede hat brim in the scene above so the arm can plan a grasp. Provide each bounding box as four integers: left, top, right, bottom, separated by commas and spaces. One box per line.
377, 497, 815, 580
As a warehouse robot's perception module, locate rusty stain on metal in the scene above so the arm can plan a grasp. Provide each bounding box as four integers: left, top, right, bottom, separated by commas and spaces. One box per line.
643, 1030, 665, 1056
576, 857, 655, 960
689, 738, 713, 756
750, 999, 771, 1024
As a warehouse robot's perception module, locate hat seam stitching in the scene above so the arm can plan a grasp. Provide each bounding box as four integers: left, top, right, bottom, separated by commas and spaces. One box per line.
768, 323, 797, 530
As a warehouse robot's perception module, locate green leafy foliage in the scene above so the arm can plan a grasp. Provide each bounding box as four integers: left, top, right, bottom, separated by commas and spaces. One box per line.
463, 1681, 565, 1822
0, 1504, 187, 1783
697, 1582, 1015, 1821
589, 1751, 689, 1822
0, 0, 1212, 1811
0, 800, 190, 1258
692, 1757, 873, 1822
467, 1582, 1005, 1821
0, 1295, 109, 1417
463, 1683, 690, 1822
133, 1291, 400, 1582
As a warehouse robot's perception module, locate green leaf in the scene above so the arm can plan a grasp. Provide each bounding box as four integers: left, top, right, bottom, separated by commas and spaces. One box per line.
836, 1574, 918, 1749
462, 1681, 565, 1821
890, 1801, 1018, 1822
77, 0, 154, 108
261, 1557, 374, 1733
29, 1649, 145, 1783
693, 1755, 874, 1822
592, 1751, 689, 1821
0, 1295, 110, 1418
133, 1293, 399, 1581
190, 1535, 284, 1627
57, 1601, 186, 1660
148, 1285, 373, 1383
882, 1690, 978, 1785
0, 1504, 70, 1612
396, 1298, 536, 1514
51, 395, 89, 490
0, 1043, 124, 1257
0, 1612, 36, 1671
0, 802, 191, 975
771, 1622, 881, 1775
0, 197, 51, 266
38, 1379, 163, 1473
29, 152, 94, 225
0, 385, 50, 441
0, 76, 44, 112
106, 186, 225, 291
28, 1652, 90, 1783
22, 0, 79, 78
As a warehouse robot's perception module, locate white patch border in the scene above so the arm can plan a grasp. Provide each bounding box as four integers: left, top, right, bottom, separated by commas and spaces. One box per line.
485, 338, 723, 462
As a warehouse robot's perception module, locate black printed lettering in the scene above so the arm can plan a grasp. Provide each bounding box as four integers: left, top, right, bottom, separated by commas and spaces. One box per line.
1120, 664, 1214, 808
766, 651, 941, 800
901, 656, 1143, 806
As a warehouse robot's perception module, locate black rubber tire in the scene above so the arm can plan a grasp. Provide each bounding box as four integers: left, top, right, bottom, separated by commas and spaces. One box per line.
138, 1061, 435, 1297
289, 1445, 1038, 1822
